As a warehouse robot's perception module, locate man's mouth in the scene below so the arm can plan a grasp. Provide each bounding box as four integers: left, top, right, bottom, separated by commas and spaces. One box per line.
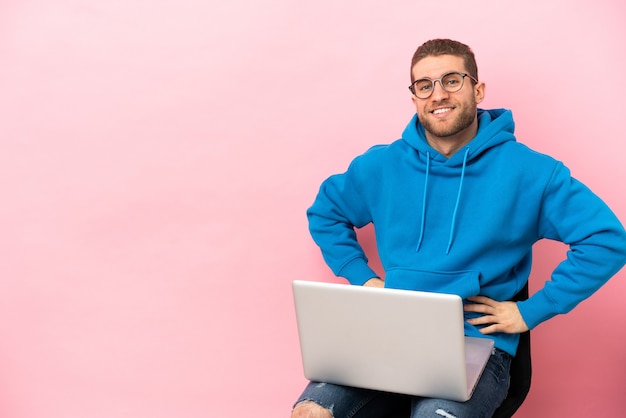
432, 107, 453, 115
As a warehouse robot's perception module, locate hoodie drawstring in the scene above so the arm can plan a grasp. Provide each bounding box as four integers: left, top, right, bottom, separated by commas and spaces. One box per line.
415, 147, 470, 254
446, 147, 470, 254
415, 151, 430, 252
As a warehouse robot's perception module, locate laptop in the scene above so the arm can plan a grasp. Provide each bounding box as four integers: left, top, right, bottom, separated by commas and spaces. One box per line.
292, 280, 494, 402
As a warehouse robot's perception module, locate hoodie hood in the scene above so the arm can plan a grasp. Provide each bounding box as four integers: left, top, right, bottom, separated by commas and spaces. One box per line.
403, 108, 517, 253
401, 108, 516, 167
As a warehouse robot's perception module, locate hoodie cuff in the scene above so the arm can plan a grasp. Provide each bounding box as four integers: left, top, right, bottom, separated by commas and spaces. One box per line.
338, 258, 379, 286
517, 291, 560, 330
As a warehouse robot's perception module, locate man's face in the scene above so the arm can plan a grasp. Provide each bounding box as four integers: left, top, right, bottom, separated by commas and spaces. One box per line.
410, 55, 485, 141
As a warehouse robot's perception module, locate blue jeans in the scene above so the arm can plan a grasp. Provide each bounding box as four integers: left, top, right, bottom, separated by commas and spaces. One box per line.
294, 349, 511, 418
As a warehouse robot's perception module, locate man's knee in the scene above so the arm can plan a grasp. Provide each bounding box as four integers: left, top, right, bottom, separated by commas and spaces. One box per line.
291, 400, 333, 418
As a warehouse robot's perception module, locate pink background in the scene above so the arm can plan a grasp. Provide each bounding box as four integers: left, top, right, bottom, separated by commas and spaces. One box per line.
1, 1, 625, 416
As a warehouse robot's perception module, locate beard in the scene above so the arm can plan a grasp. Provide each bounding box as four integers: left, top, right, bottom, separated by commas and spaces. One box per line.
419, 98, 477, 138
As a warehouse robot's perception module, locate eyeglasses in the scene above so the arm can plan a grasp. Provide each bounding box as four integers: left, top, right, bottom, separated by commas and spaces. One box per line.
408, 71, 478, 99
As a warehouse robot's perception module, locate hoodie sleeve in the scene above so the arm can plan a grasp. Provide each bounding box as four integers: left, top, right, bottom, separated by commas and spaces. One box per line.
517, 162, 626, 329
306, 157, 378, 285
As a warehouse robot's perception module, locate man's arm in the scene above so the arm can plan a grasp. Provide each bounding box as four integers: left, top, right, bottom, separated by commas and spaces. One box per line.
307, 157, 379, 286
468, 163, 626, 333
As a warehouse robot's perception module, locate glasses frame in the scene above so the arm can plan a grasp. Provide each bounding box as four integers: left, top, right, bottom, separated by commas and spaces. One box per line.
408, 71, 478, 99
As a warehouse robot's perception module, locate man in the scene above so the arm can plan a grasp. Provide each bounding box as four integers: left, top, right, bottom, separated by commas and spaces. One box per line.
292, 39, 626, 418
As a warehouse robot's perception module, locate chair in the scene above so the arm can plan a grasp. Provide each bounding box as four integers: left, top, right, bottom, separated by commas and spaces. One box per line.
385, 283, 532, 418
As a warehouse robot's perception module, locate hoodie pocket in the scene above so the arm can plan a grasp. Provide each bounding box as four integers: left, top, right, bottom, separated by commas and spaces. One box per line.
384, 268, 480, 299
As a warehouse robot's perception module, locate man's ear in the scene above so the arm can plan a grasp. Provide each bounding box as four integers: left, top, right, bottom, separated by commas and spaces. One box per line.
475, 82, 486, 104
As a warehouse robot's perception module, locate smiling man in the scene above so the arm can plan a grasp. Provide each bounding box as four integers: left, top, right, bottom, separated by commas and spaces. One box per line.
291, 39, 626, 418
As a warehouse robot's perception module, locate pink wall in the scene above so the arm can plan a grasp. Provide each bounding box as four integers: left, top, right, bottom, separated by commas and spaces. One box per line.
1, 1, 625, 416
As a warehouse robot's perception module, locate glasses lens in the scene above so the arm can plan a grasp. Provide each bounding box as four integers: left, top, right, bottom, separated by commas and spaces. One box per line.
413, 79, 433, 98
441, 73, 464, 93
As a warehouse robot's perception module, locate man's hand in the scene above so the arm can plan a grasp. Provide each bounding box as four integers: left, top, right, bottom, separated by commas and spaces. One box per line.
464, 295, 529, 334
363, 278, 385, 288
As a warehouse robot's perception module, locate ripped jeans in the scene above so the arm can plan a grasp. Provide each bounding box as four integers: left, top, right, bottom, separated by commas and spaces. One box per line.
293, 349, 511, 418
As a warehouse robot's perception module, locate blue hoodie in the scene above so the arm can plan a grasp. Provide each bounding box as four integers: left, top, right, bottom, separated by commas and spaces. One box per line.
307, 108, 626, 355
